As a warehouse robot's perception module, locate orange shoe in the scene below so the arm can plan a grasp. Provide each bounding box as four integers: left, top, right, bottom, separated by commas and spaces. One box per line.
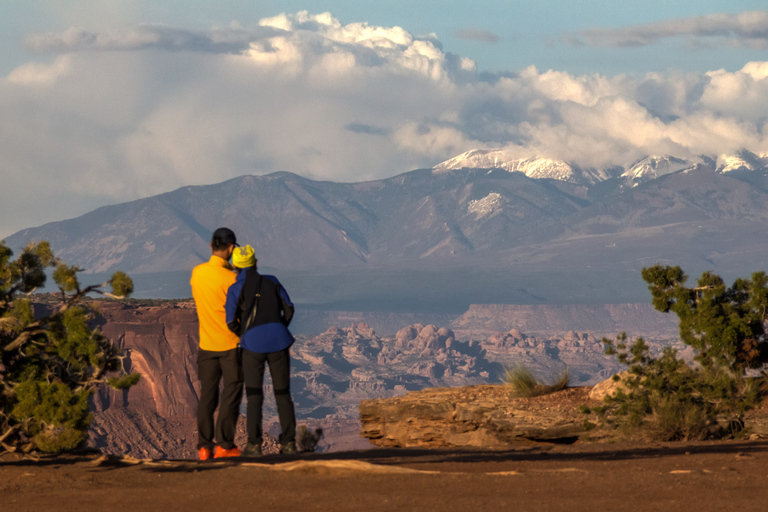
198, 447, 213, 461
214, 446, 242, 458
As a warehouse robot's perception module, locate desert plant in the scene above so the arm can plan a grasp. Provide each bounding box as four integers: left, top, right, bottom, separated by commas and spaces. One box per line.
593, 265, 768, 441
504, 364, 569, 397
296, 425, 323, 453
0, 241, 139, 455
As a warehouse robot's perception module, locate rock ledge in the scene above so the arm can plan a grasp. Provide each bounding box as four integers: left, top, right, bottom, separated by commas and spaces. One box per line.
360, 385, 595, 448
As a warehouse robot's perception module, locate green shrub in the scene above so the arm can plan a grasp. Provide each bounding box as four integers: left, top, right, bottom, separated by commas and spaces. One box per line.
1, 241, 139, 454
594, 265, 768, 441
297, 425, 323, 453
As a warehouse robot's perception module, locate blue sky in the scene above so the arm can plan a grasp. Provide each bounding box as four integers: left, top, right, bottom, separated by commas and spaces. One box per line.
2, 1, 768, 238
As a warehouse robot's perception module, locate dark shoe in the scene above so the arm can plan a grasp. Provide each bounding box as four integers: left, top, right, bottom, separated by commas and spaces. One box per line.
241, 442, 262, 457
280, 441, 297, 455
214, 446, 242, 458
198, 447, 213, 461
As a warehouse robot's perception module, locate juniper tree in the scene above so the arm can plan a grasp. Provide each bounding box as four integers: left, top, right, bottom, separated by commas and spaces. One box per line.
593, 265, 768, 441
641, 265, 768, 369
0, 241, 139, 454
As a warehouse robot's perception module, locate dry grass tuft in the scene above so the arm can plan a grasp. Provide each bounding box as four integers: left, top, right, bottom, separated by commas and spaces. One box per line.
504, 365, 569, 397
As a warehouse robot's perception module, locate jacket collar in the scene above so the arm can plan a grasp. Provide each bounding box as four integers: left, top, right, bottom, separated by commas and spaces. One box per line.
209, 254, 234, 270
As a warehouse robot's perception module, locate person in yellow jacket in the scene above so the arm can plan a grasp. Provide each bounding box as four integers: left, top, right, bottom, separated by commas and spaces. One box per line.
190, 227, 243, 460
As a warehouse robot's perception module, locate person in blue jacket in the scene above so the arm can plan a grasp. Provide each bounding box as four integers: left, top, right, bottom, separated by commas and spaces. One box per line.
225, 245, 297, 456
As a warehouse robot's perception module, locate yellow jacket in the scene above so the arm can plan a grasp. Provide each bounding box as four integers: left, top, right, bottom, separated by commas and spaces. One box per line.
191, 255, 240, 351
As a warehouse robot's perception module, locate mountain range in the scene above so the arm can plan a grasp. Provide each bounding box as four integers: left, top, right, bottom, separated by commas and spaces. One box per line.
7, 149, 768, 311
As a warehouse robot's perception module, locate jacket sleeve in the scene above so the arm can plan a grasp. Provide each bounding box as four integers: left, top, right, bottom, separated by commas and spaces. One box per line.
276, 278, 294, 326
225, 278, 244, 335
282, 301, 294, 326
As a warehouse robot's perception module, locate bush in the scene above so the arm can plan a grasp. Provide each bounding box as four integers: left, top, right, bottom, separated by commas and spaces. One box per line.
504, 364, 569, 397
593, 265, 768, 441
296, 425, 323, 453
0, 241, 139, 454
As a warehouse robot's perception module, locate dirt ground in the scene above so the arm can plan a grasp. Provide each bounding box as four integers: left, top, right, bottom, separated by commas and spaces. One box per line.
3, 440, 768, 512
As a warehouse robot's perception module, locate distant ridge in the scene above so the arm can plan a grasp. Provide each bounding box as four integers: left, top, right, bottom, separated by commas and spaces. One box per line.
451, 303, 680, 339
7, 149, 768, 308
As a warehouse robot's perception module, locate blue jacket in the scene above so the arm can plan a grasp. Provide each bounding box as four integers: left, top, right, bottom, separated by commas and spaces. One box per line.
225, 267, 295, 354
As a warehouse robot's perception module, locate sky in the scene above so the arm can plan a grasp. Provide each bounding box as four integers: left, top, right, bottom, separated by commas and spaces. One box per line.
2, 1, 768, 238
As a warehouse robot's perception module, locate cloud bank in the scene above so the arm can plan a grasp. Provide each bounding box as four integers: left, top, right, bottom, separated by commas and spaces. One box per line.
569, 10, 768, 49
2, 11, 768, 237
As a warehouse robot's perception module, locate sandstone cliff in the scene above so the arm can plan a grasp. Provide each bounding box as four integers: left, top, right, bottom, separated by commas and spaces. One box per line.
92, 301, 200, 420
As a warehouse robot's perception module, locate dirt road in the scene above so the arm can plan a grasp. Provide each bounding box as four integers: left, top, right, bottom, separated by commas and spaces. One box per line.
3, 440, 768, 511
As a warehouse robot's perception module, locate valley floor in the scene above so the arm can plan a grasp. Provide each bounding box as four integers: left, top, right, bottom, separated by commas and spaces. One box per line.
3, 440, 768, 511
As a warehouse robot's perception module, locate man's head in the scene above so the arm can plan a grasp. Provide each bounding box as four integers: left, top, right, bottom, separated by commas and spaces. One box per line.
210, 227, 237, 260
232, 245, 257, 269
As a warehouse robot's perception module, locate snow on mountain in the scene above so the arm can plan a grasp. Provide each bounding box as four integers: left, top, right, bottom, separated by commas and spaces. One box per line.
621, 156, 700, 186
433, 149, 511, 173
432, 149, 610, 184
435, 148, 768, 187
467, 192, 506, 220
718, 150, 768, 173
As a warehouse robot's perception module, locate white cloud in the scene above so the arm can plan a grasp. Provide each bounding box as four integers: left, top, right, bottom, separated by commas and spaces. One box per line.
2, 11, 768, 237
7, 55, 73, 84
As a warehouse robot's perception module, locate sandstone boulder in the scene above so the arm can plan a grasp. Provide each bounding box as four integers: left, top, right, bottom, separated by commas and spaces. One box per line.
395, 325, 419, 348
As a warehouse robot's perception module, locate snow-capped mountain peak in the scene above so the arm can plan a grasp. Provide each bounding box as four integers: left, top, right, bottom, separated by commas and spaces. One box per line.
621, 156, 700, 185
432, 148, 513, 173
434, 148, 768, 187
432, 149, 608, 184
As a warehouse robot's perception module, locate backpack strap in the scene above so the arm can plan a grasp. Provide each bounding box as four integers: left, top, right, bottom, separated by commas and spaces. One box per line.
240, 270, 263, 335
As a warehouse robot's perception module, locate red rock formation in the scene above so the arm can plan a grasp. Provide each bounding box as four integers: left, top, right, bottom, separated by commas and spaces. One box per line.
92, 300, 201, 420
85, 301, 284, 458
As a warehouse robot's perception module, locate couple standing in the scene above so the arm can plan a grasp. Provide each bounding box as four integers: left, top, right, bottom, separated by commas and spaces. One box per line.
190, 227, 296, 459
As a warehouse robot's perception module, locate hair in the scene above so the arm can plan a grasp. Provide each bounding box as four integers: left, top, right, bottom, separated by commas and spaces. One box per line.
211, 237, 232, 251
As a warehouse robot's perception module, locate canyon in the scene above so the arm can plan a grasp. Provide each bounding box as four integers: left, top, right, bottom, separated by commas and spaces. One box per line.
45, 298, 685, 459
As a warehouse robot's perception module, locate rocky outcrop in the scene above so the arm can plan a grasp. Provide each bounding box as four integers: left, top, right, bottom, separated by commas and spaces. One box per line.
588, 371, 632, 401
358, 379, 768, 448
359, 385, 594, 448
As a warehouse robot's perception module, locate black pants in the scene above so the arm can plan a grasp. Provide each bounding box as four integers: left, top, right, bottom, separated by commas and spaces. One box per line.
243, 348, 296, 446
197, 348, 243, 450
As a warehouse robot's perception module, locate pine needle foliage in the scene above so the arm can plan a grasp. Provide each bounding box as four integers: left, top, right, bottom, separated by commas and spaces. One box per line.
504, 364, 569, 397
594, 265, 768, 441
0, 241, 139, 455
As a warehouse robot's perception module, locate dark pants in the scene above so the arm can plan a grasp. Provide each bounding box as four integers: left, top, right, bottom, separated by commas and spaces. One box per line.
197, 348, 243, 450
243, 348, 296, 446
